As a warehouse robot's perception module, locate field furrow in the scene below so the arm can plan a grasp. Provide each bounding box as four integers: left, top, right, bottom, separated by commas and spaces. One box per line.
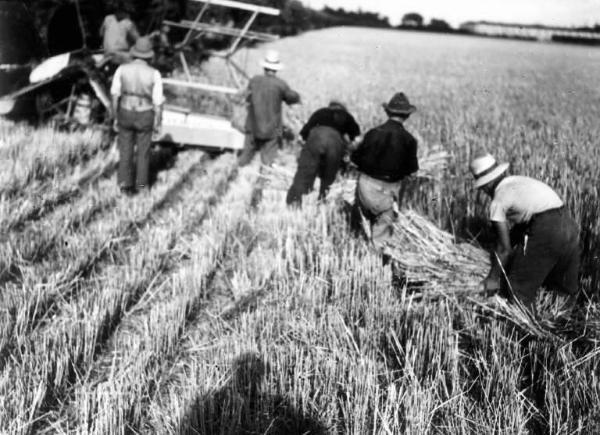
0, 153, 240, 434
0, 177, 120, 286
0, 126, 110, 199
0, 151, 207, 371
139, 183, 339, 433
1, 147, 119, 232
51, 164, 260, 434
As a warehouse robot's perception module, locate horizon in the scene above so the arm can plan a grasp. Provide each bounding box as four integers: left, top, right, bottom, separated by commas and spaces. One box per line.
303, 0, 600, 29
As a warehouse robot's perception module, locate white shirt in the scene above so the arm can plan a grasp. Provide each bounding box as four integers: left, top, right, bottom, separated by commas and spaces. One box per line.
489, 175, 563, 225
101, 15, 137, 52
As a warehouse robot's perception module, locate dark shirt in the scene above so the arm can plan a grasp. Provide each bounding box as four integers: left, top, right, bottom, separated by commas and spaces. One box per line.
351, 119, 419, 182
299, 107, 360, 141
245, 74, 300, 140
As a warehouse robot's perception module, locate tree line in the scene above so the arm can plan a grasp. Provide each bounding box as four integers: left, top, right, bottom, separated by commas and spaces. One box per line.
22, 0, 394, 49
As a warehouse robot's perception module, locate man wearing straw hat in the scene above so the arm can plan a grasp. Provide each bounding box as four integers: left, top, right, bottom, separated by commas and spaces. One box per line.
286, 100, 361, 205
238, 50, 301, 167
470, 153, 581, 311
351, 92, 419, 252
111, 37, 164, 195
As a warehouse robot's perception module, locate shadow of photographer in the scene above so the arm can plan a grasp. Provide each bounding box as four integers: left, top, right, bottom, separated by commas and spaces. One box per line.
181, 352, 327, 435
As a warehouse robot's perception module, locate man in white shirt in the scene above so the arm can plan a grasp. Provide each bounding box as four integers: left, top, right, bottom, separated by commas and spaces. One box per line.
100, 8, 140, 64
470, 153, 580, 311
111, 37, 164, 194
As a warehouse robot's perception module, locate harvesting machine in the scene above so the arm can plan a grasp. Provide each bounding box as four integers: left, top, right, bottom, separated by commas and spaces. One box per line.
0, 0, 281, 153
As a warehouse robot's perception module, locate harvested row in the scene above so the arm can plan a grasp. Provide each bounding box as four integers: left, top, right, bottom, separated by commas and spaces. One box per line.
140, 183, 347, 432
0, 152, 240, 434
0, 167, 121, 285
0, 146, 119, 231
0, 151, 207, 370
0, 146, 188, 285
133, 192, 530, 433
48, 163, 260, 433
0, 125, 109, 199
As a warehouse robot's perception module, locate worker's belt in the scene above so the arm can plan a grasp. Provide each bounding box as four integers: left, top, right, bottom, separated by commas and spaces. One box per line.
119, 93, 153, 112
515, 206, 565, 238
530, 206, 565, 224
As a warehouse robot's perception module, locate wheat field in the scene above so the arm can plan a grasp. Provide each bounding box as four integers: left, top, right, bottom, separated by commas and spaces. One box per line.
1, 27, 600, 434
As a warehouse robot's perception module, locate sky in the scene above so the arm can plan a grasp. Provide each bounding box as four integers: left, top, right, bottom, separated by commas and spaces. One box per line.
304, 0, 600, 28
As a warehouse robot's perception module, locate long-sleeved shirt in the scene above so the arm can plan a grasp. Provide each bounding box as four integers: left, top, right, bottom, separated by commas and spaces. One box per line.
351, 119, 418, 182
244, 74, 300, 140
299, 107, 360, 141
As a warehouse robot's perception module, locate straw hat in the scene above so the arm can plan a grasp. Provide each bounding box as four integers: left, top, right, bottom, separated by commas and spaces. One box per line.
130, 37, 154, 59
470, 153, 509, 189
382, 92, 416, 116
261, 50, 284, 71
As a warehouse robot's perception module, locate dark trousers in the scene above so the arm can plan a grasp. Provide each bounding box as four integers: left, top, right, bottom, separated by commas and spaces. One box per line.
117, 108, 154, 189
506, 207, 580, 307
238, 134, 280, 167
286, 126, 344, 205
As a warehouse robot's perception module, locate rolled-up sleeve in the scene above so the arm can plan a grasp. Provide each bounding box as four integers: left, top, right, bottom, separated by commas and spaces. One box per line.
110, 66, 122, 96
152, 70, 165, 106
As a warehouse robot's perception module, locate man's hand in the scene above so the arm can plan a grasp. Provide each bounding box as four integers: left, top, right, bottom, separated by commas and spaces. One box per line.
482, 276, 501, 293
112, 119, 119, 133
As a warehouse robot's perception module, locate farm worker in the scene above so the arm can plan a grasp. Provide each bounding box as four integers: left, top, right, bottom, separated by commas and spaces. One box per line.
150, 24, 174, 75
100, 7, 140, 64
110, 37, 164, 195
351, 92, 419, 252
286, 100, 361, 205
238, 50, 301, 167
470, 153, 581, 311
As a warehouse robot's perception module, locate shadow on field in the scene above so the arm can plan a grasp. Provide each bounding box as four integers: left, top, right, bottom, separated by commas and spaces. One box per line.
148, 144, 179, 187
182, 352, 328, 434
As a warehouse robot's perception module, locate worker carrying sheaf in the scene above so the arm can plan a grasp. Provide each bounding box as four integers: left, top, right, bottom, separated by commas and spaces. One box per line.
286, 100, 361, 205
110, 37, 164, 195
100, 6, 140, 64
238, 50, 301, 167
351, 92, 419, 251
470, 153, 581, 311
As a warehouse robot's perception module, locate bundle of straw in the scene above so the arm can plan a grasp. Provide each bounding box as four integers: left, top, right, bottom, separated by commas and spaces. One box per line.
384, 209, 489, 293
260, 150, 594, 341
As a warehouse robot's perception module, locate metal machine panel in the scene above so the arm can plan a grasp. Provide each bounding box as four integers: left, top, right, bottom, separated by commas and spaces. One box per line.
158, 108, 245, 150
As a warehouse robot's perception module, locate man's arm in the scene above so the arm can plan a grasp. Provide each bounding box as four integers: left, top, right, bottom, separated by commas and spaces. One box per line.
127, 20, 141, 45
110, 67, 122, 131
299, 111, 319, 141
484, 220, 512, 291
152, 70, 165, 134
281, 82, 300, 105
350, 131, 371, 168
406, 136, 419, 175
345, 113, 361, 141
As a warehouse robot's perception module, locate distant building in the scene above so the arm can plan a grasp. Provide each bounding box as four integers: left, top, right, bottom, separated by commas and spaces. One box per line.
460, 21, 600, 43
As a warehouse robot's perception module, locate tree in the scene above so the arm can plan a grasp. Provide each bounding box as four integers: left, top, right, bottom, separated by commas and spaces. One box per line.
428, 18, 451, 31
401, 12, 423, 27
